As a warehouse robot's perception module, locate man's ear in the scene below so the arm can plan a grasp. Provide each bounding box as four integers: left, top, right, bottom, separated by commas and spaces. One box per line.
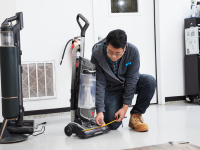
124, 45, 127, 51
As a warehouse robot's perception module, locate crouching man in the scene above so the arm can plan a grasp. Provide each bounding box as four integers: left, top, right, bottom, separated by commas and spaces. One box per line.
91, 29, 156, 132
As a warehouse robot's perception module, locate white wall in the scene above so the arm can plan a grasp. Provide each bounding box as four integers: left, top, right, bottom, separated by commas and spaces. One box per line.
0, 0, 193, 122
0, 0, 95, 122
156, 0, 191, 104
93, 0, 157, 104
16, 0, 95, 111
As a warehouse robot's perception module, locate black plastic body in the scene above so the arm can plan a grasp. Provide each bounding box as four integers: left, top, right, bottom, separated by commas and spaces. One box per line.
65, 14, 110, 139
7, 120, 34, 134
74, 60, 80, 112
7, 120, 34, 127
184, 18, 200, 99
1, 12, 24, 127
66, 54, 110, 138
0, 47, 19, 97
76, 107, 95, 122
0, 119, 28, 143
0, 46, 19, 119
2, 12, 23, 29
184, 55, 200, 98
65, 122, 110, 139
2, 98, 19, 119
78, 126, 110, 138
184, 17, 200, 28
76, 14, 89, 37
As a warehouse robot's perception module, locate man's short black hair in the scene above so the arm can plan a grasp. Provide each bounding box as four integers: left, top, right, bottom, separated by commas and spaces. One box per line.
106, 29, 127, 49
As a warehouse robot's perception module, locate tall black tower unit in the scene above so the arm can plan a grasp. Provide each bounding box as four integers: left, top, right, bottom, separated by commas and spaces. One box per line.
184, 17, 200, 104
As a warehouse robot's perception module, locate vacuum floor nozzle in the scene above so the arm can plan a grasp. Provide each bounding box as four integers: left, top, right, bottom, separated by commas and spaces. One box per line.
65, 122, 110, 138
7, 120, 34, 134
78, 126, 110, 138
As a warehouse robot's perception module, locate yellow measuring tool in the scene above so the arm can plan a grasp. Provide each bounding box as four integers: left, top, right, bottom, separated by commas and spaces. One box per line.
83, 115, 119, 131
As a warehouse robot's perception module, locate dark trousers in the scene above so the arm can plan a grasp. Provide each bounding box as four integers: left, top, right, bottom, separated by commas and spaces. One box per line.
103, 74, 157, 130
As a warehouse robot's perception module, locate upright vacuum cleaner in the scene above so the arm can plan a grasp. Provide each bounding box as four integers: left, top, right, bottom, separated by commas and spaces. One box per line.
61, 14, 110, 138
0, 12, 34, 143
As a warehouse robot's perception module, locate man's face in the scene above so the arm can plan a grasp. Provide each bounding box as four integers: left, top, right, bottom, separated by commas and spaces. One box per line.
106, 44, 126, 61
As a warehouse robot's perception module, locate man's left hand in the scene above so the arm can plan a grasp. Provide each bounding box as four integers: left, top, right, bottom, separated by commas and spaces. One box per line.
115, 104, 129, 122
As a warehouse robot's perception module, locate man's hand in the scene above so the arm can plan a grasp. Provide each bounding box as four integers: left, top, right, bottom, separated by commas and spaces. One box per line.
115, 104, 129, 122
95, 112, 105, 126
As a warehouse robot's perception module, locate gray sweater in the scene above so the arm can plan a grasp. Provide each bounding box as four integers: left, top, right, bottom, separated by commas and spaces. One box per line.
91, 39, 140, 113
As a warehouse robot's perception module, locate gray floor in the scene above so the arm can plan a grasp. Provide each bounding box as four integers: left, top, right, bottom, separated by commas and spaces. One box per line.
1, 101, 200, 150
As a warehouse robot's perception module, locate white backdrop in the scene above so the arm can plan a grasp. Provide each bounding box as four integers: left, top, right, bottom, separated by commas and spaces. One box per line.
155, 0, 191, 104
93, 0, 157, 104
0, 0, 192, 122
15, 0, 95, 112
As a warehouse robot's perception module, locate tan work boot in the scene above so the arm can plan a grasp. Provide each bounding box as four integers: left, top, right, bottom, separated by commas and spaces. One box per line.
129, 114, 149, 132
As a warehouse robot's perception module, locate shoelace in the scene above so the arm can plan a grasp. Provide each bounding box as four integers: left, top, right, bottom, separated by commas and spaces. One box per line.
138, 114, 144, 123
132, 114, 144, 124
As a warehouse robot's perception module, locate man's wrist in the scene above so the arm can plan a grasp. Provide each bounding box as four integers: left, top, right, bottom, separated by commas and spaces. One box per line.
98, 112, 103, 115
122, 104, 129, 110
96, 107, 105, 114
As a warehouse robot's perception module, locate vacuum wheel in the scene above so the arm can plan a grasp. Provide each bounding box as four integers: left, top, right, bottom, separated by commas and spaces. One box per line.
64, 125, 72, 137
186, 97, 194, 103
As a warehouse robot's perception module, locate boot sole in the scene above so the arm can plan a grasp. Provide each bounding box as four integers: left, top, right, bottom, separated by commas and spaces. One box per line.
129, 123, 148, 132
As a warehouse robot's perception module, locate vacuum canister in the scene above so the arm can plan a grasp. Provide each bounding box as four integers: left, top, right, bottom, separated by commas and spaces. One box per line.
77, 57, 96, 121
0, 25, 19, 119
78, 72, 96, 109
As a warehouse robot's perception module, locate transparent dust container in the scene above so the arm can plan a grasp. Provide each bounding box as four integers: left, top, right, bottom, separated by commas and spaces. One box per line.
0, 31, 14, 46
78, 73, 96, 109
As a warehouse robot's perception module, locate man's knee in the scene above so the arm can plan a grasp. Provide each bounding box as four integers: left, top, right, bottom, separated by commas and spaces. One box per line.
109, 122, 121, 130
144, 75, 157, 89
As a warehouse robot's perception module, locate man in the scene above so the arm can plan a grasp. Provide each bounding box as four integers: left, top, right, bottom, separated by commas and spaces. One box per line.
91, 29, 156, 132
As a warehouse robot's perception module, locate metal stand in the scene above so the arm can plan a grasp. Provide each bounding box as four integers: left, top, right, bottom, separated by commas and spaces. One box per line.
0, 119, 28, 144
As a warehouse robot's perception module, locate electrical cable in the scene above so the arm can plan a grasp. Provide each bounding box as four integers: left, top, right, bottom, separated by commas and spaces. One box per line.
60, 36, 81, 65
29, 122, 46, 137
60, 39, 73, 65
31, 126, 45, 136
35, 121, 46, 129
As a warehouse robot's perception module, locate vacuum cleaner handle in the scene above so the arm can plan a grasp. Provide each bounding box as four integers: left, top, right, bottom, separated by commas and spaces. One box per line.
2, 12, 24, 30
76, 14, 89, 37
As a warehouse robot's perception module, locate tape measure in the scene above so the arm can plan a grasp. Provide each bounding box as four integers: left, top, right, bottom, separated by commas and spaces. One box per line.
83, 115, 119, 131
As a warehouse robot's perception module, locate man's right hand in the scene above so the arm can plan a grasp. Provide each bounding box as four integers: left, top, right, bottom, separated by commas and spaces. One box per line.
95, 112, 105, 126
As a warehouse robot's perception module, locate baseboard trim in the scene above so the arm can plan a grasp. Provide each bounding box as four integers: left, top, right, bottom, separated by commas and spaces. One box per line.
165, 96, 186, 102
24, 107, 70, 116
